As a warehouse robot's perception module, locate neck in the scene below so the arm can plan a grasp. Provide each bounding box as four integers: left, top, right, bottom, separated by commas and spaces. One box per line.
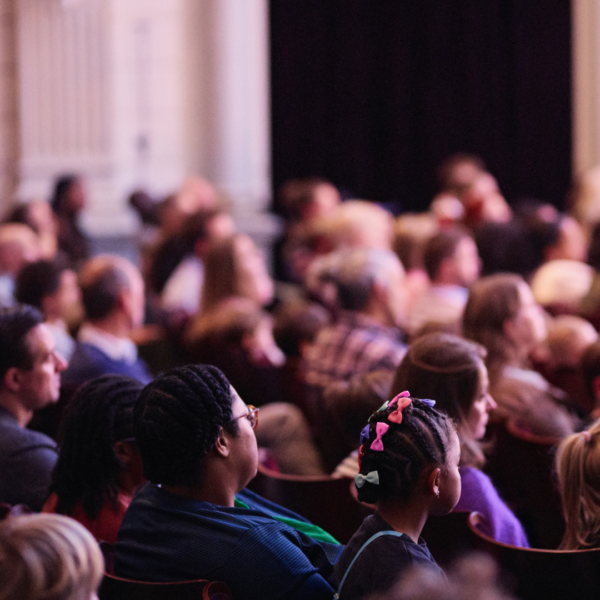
376, 498, 430, 544
161, 481, 236, 507
0, 394, 32, 427
87, 315, 130, 339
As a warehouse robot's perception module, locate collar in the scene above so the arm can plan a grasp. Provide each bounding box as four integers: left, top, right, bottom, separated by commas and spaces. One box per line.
77, 323, 138, 364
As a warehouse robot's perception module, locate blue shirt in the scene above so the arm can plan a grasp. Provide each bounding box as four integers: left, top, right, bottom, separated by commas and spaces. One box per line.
115, 484, 343, 600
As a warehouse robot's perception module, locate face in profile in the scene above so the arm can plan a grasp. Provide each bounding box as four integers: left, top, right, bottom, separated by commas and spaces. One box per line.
18, 323, 68, 412
228, 387, 259, 490
467, 362, 497, 440
433, 429, 462, 515
234, 235, 274, 307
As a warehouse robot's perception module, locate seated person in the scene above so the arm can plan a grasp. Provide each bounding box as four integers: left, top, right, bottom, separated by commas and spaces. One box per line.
43, 374, 145, 544
115, 364, 343, 599
0, 305, 67, 511
0, 513, 103, 600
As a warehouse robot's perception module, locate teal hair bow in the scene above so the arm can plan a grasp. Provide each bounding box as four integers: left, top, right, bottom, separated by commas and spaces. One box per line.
355, 470, 380, 488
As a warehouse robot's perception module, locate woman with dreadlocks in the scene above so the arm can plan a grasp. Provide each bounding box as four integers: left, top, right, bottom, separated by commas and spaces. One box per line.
42, 374, 144, 543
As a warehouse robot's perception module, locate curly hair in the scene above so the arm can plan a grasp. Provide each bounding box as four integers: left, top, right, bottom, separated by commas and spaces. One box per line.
50, 375, 143, 520
357, 397, 455, 505
133, 364, 238, 486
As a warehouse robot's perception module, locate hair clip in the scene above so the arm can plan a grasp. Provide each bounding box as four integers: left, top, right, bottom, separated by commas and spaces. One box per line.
388, 397, 412, 424
360, 424, 370, 445
420, 398, 436, 408
355, 470, 380, 488
376, 400, 390, 413
581, 430, 592, 443
388, 391, 410, 409
371, 422, 389, 451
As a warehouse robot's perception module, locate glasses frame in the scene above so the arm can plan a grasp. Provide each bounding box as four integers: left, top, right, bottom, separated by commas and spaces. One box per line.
228, 404, 259, 429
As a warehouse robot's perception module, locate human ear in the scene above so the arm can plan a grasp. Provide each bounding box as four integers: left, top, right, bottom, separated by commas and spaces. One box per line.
502, 317, 517, 342
427, 466, 441, 499
3, 367, 21, 393
114, 441, 136, 465
213, 428, 231, 458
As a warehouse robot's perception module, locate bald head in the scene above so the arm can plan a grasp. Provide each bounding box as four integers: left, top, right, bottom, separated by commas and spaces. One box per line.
79, 255, 144, 327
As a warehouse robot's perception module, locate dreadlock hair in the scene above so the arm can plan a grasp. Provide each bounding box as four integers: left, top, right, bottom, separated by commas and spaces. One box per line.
357, 398, 456, 505
133, 364, 238, 486
556, 421, 600, 549
50, 375, 143, 521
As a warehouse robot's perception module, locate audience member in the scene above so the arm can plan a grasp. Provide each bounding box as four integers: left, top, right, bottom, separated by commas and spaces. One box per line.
15, 260, 82, 361
43, 375, 144, 544
0, 305, 67, 510
62, 255, 152, 388
437, 153, 486, 197
580, 341, 600, 419
0, 223, 41, 308
0, 513, 103, 600
115, 364, 343, 599
200, 233, 274, 314
303, 248, 407, 387
408, 228, 480, 335
391, 333, 528, 546
334, 395, 460, 599
463, 274, 577, 437
555, 421, 600, 549
50, 175, 90, 267
155, 208, 235, 317
459, 172, 512, 229
279, 178, 341, 224
5, 200, 58, 259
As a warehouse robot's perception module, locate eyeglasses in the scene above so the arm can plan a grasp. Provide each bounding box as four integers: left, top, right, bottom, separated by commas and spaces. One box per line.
229, 405, 259, 429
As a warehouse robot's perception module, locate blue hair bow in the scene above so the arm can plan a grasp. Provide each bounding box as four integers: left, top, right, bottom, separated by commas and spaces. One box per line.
355, 470, 380, 488
360, 424, 370, 445
420, 398, 436, 408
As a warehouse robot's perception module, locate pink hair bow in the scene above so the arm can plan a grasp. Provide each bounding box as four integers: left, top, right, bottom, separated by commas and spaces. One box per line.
388, 392, 412, 425
371, 422, 389, 451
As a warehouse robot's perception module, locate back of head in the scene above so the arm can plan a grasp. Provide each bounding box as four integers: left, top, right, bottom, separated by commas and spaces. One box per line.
51, 175, 79, 214
393, 213, 438, 272
0, 305, 44, 382
545, 316, 598, 370
0, 223, 41, 273
52, 374, 144, 520
79, 255, 136, 321
462, 274, 523, 373
273, 300, 330, 357
391, 333, 486, 467
357, 396, 455, 505
15, 260, 64, 310
0, 513, 103, 600
202, 236, 238, 312
335, 248, 403, 312
133, 364, 236, 486
423, 228, 470, 282
556, 422, 600, 549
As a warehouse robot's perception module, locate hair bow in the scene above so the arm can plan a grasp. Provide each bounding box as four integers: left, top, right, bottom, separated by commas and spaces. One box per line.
360, 424, 370, 445
355, 470, 380, 488
371, 422, 389, 451
420, 398, 436, 408
388, 390, 410, 408
388, 393, 412, 424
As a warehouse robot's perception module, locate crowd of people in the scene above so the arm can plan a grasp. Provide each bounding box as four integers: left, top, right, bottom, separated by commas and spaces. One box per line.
3, 157, 600, 599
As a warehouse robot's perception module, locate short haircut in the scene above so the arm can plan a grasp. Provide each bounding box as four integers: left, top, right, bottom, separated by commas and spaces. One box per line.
51, 375, 144, 521
133, 364, 238, 486
357, 397, 455, 504
423, 228, 470, 281
581, 342, 600, 400
0, 305, 44, 379
335, 248, 402, 311
80, 257, 132, 320
278, 177, 332, 219
15, 260, 67, 310
0, 513, 103, 600
51, 174, 79, 214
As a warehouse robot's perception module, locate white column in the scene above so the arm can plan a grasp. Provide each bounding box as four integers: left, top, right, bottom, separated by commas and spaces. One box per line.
572, 0, 600, 176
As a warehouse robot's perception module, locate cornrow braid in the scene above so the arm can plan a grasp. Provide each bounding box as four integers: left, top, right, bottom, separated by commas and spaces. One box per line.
357, 398, 455, 505
133, 364, 237, 486
51, 375, 144, 520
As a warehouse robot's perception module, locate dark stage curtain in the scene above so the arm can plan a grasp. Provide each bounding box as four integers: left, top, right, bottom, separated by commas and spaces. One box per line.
270, 1, 572, 213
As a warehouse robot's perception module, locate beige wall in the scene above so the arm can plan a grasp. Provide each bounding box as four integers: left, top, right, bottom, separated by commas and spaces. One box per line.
0, 0, 18, 209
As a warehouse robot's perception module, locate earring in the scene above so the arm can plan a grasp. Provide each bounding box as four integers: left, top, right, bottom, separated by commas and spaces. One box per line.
436, 490, 440, 500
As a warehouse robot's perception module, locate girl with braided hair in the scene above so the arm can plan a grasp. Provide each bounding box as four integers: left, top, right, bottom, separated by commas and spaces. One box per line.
42, 374, 144, 544
556, 421, 600, 549
333, 394, 461, 600
391, 332, 529, 547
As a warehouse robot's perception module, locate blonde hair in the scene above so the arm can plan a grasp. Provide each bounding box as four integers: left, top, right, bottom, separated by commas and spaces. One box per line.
0, 514, 104, 600
556, 421, 600, 549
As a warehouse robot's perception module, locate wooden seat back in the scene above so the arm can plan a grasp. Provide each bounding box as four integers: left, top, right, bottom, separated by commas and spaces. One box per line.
468, 512, 600, 600
247, 462, 372, 544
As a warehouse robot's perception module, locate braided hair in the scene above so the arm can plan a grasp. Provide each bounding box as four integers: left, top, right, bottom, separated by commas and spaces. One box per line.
133, 364, 237, 486
51, 375, 143, 520
357, 397, 455, 505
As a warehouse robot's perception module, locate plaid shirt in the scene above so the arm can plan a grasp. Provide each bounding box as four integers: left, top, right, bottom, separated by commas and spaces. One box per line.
303, 312, 407, 388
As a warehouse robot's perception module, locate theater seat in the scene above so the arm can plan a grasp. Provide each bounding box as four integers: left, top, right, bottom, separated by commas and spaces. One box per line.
468, 512, 600, 600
